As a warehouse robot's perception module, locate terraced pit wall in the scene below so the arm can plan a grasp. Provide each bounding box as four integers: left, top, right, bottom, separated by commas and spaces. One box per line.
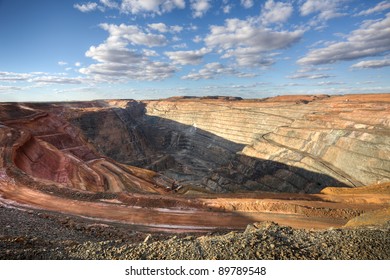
69, 95, 390, 194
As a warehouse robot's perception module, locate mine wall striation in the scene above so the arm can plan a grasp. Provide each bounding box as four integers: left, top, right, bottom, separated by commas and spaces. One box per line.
68, 95, 390, 194
0, 95, 389, 242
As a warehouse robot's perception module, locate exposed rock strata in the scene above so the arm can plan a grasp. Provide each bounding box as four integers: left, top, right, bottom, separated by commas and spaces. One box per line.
0, 94, 389, 239
0, 105, 169, 194
5, 95, 387, 194
143, 95, 390, 192
64, 94, 390, 193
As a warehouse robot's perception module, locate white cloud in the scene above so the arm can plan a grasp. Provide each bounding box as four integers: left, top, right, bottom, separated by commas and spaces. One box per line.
357, 1, 390, 16
317, 81, 345, 86
191, 0, 211, 18
0, 85, 22, 91
74, 2, 100, 13
172, 35, 180, 42
193, 35, 202, 43
357, 80, 375, 85
58, 61, 68, 66
172, 43, 188, 49
0, 71, 33, 82
205, 19, 303, 51
148, 23, 183, 33
100, 23, 167, 47
260, 0, 293, 25
205, 18, 303, 67
182, 62, 255, 80
76, 0, 186, 15
351, 59, 390, 69
222, 47, 275, 67
80, 58, 176, 82
143, 49, 159, 56
84, 43, 143, 64
31, 76, 84, 85
148, 23, 169, 33
288, 73, 333, 79
188, 23, 198, 31
297, 66, 333, 73
80, 23, 176, 82
99, 0, 119, 9
0, 71, 90, 86
240, 0, 253, 9
75, 62, 82, 67
120, 0, 185, 15
165, 48, 210, 65
171, 25, 183, 33
223, 4, 232, 14
298, 13, 390, 65
300, 0, 347, 20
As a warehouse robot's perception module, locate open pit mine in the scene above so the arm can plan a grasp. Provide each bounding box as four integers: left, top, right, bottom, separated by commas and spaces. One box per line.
0, 94, 389, 259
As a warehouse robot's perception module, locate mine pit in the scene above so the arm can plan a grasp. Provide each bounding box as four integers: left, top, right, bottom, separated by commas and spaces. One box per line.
0, 94, 389, 259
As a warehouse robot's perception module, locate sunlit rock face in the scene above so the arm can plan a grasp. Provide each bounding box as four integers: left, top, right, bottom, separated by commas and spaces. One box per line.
66, 94, 390, 194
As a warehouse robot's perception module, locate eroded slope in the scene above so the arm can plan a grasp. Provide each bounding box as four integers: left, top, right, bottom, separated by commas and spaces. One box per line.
69, 94, 390, 194
0, 94, 389, 234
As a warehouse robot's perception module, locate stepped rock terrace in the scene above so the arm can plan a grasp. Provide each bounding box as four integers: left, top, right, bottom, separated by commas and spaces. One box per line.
0, 94, 389, 234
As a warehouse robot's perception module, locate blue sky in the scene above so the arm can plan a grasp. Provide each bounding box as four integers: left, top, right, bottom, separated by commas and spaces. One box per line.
0, 0, 389, 101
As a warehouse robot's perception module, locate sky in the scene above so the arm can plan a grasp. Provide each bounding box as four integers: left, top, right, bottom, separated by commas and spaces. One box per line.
0, 0, 389, 101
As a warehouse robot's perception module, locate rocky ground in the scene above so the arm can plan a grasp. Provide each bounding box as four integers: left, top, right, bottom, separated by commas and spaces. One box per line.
1, 205, 388, 260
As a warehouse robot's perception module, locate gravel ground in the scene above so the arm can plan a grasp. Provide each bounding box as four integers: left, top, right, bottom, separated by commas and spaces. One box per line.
0, 205, 389, 260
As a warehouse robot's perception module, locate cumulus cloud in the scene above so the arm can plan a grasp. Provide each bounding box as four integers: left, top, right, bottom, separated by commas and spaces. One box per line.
205, 18, 303, 67
80, 62, 175, 81
300, 0, 347, 20
171, 25, 183, 33
240, 0, 253, 9
74, 2, 100, 13
148, 23, 169, 33
120, 0, 185, 15
75, 0, 186, 15
351, 59, 390, 69
172, 43, 188, 49
148, 23, 183, 33
260, 0, 293, 25
85, 43, 143, 64
143, 49, 159, 57
193, 35, 202, 43
191, 0, 211, 18
182, 62, 255, 80
221, 47, 275, 67
58, 61, 68, 66
100, 23, 167, 47
223, 4, 232, 14
165, 48, 210, 65
298, 13, 390, 65
99, 0, 119, 9
205, 19, 303, 51
80, 23, 176, 82
357, 1, 390, 16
